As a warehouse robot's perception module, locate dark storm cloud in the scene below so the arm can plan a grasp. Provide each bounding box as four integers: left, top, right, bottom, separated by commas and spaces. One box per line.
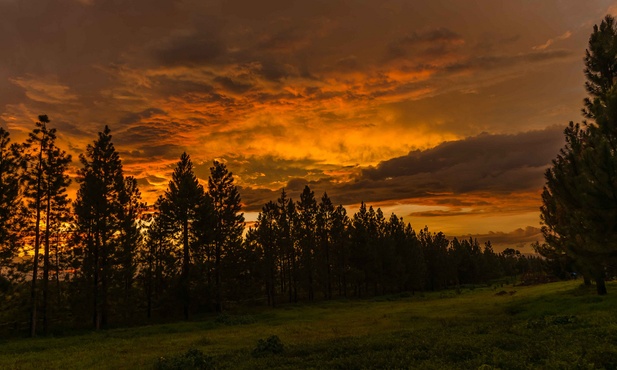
362, 125, 564, 191
254, 126, 566, 208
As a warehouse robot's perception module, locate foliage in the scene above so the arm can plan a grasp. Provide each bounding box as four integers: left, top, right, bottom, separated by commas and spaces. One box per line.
541, 14, 617, 295
157, 348, 215, 370
251, 335, 285, 357
157, 152, 209, 320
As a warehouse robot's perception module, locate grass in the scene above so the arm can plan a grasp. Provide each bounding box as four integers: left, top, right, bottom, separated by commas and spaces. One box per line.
1, 280, 617, 369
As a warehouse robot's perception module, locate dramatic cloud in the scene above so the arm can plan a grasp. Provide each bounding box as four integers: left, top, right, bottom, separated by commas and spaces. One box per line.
0, 0, 614, 244
361, 126, 565, 194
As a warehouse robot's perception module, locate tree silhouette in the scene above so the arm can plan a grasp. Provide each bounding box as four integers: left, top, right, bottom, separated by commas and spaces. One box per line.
316, 192, 334, 299
296, 186, 317, 301
208, 160, 243, 312
22, 115, 71, 336
0, 127, 22, 279
159, 152, 207, 319
542, 15, 617, 295
73, 126, 129, 328
254, 201, 279, 306
276, 189, 297, 303
584, 15, 617, 118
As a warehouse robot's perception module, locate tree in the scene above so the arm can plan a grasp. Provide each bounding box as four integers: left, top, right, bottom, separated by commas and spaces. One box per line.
114, 176, 144, 321
254, 201, 279, 306
73, 126, 129, 328
276, 189, 297, 303
296, 186, 317, 301
316, 192, 334, 299
0, 127, 22, 278
140, 196, 176, 320
330, 204, 350, 297
208, 160, 243, 312
159, 153, 207, 319
584, 15, 617, 119
418, 227, 450, 291
541, 15, 617, 295
22, 115, 72, 336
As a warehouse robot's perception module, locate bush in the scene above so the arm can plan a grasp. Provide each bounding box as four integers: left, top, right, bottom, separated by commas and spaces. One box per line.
157, 348, 215, 370
252, 335, 284, 357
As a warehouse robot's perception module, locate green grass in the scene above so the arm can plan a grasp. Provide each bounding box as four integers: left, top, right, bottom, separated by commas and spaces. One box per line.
2, 280, 617, 369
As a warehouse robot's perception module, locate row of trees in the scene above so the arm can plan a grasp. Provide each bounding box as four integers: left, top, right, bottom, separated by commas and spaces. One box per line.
0, 117, 543, 337
540, 15, 617, 295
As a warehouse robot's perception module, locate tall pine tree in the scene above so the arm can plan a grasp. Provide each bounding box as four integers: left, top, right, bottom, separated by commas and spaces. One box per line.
159, 153, 207, 319
208, 160, 244, 312
73, 126, 132, 328
22, 115, 72, 336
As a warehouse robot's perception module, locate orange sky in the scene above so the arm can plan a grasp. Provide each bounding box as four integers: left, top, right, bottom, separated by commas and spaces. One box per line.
2, 0, 616, 250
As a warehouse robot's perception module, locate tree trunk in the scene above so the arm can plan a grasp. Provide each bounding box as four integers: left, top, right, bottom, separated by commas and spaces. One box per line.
43, 194, 51, 335
93, 233, 100, 330
54, 231, 61, 307
182, 217, 190, 320
29, 145, 44, 338
215, 238, 222, 313
596, 277, 608, 295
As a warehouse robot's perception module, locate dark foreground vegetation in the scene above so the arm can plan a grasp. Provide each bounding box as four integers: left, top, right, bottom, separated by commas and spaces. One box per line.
1, 280, 616, 369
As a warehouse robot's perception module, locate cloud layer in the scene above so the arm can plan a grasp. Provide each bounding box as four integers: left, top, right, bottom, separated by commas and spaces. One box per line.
0, 0, 613, 242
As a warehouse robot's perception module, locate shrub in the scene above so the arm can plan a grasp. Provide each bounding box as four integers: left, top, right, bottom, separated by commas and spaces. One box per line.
252, 335, 284, 357
157, 348, 215, 370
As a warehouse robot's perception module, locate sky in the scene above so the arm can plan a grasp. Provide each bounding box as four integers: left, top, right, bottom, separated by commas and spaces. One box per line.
1, 0, 616, 251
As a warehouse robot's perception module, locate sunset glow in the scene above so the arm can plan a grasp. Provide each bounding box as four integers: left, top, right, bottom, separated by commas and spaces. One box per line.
2, 0, 615, 250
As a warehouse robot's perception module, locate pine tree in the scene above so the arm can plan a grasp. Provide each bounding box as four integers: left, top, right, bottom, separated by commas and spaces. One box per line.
255, 201, 278, 306
208, 160, 244, 312
296, 185, 317, 301
276, 189, 297, 303
0, 127, 22, 277
22, 115, 72, 336
159, 153, 206, 319
316, 192, 334, 299
541, 15, 617, 295
584, 15, 617, 119
330, 204, 350, 297
140, 196, 176, 320
114, 176, 144, 321
73, 126, 127, 328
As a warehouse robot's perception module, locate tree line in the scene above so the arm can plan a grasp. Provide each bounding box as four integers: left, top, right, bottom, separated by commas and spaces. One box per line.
0, 120, 542, 337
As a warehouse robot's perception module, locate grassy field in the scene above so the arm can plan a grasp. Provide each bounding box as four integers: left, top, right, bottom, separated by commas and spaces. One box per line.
1, 280, 617, 369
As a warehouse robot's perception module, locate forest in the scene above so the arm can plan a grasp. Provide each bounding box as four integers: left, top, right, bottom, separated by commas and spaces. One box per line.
0, 118, 544, 338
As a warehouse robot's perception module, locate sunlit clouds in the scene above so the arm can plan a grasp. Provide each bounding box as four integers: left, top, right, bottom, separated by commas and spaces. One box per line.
1, 0, 616, 244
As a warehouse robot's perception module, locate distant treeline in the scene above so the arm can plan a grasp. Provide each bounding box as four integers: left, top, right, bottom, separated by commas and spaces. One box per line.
0, 119, 545, 338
